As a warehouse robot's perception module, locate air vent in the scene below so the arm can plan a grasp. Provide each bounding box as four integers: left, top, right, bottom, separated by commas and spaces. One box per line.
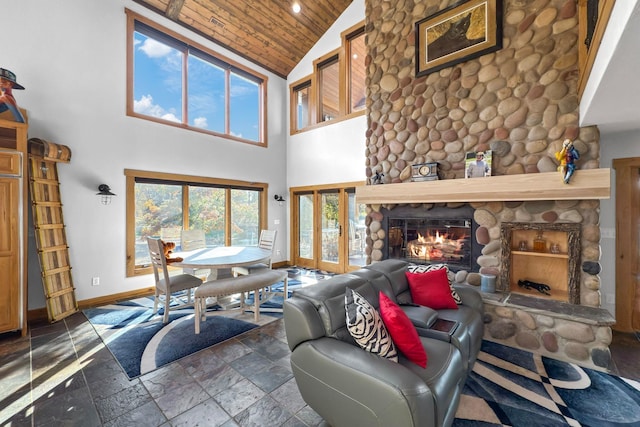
209, 16, 225, 28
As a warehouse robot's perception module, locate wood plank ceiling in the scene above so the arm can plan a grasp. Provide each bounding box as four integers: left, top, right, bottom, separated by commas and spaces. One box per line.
133, 0, 354, 79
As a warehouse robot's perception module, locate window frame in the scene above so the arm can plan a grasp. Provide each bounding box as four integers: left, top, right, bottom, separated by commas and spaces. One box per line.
290, 76, 314, 134
288, 21, 365, 135
126, 9, 268, 146
315, 50, 342, 123
125, 169, 268, 277
342, 23, 366, 115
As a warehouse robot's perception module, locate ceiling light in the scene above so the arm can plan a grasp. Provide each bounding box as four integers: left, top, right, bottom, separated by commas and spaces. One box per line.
292, 2, 301, 13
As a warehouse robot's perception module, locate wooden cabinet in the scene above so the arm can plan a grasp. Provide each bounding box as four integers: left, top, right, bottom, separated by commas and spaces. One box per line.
500, 222, 581, 304
0, 119, 28, 335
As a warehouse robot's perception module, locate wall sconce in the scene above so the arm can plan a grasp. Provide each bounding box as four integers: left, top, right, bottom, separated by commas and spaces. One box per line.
274, 194, 286, 206
97, 184, 116, 205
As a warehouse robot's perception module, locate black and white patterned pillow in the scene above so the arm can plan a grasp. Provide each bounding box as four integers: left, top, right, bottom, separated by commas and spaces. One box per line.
407, 264, 462, 305
345, 288, 398, 362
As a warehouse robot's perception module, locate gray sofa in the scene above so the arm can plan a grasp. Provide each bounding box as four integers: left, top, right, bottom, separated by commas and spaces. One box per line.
283, 259, 484, 427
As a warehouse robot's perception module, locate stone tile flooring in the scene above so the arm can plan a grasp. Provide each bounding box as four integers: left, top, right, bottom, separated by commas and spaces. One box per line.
1, 302, 638, 426
0, 313, 326, 427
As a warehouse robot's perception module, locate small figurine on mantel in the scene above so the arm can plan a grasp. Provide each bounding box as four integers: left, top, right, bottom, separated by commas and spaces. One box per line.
555, 138, 580, 184
371, 170, 384, 185
0, 68, 26, 123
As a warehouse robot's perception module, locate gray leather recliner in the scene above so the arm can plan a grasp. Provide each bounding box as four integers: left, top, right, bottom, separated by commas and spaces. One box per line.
284, 259, 484, 427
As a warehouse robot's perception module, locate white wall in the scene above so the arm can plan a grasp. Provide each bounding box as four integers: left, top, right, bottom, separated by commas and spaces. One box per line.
286, 0, 367, 188
580, 0, 640, 316
598, 131, 640, 316
6, 0, 288, 308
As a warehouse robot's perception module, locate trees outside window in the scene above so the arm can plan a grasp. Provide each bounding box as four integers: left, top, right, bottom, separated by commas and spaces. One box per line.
126, 170, 266, 276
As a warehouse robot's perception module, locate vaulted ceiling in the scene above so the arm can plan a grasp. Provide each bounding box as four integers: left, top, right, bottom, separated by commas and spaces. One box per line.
133, 0, 354, 79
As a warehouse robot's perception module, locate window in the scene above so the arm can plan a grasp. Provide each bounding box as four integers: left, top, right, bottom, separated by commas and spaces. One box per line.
288, 21, 365, 134
291, 79, 312, 132
345, 28, 366, 113
126, 169, 267, 276
126, 9, 267, 145
317, 53, 340, 122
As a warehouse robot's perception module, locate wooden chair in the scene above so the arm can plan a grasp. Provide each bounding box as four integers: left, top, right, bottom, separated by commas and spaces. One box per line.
233, 229, 277, 276
180, 229, 212, 280
147, 237, 202, 323
160, 226, 182, 250
181, 229, 206, 251
232, 230, 284, 308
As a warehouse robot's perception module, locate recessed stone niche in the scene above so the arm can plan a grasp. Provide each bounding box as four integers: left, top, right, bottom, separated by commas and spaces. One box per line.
500, 221, 581, 304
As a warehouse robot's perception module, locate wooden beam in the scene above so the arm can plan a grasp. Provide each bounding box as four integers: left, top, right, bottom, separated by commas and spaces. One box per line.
355, 169, 611, 204
166, 0, 186, 20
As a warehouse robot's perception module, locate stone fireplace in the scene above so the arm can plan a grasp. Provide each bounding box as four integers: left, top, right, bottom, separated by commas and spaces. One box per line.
367, 198, 613, 369
360, 0, 614, 369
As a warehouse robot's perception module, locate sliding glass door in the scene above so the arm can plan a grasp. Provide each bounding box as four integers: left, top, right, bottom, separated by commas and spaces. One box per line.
295, 193, 315, 269
291, 183, 366, 273
318, 191, 341, 271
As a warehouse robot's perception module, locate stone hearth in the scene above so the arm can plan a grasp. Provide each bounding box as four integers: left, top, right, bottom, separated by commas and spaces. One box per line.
367, 199, 613, 369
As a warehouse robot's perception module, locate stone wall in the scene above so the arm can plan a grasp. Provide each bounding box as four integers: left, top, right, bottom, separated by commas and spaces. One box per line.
365, 0, 599, 182
363, 0, 610, 367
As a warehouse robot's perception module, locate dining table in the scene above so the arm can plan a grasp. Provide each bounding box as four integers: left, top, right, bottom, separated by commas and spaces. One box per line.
172, 245, 272, 282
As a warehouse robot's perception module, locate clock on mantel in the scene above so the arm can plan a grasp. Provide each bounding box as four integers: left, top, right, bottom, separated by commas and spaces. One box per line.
411, 162, 440, 182
355, 169, 611, 205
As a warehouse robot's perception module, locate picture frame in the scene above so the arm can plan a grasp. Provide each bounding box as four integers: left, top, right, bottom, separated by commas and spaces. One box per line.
465, 150, 492, 178
415, 0, 503, 77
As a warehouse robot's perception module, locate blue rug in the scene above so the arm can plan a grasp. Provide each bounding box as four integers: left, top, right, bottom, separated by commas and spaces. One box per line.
243, 268, 335, 314
454, 340, 640, 426
83, 298, 259, 379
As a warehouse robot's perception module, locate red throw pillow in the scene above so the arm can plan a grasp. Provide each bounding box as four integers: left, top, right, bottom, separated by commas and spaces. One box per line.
378, 291, 427, 368
406, 269, 459, 310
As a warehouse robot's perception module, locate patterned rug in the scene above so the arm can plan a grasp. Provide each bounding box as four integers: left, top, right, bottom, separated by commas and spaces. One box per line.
454, 340, 640, 426
243, 267, 335, 314
83, 297, 270, 379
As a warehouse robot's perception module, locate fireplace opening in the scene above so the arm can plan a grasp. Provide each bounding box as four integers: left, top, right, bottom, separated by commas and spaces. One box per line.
382, 205, 481, 272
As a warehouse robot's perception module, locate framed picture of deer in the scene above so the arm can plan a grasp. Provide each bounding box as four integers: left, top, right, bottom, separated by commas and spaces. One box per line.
415, 0, 503, 77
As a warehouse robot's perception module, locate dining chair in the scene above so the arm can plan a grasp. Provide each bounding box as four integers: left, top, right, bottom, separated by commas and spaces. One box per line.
233, 229, 277, 276
232, 229, 283, 308
180, 229, 212, 280
147, 237, 203, 323
181, 229, 206, 251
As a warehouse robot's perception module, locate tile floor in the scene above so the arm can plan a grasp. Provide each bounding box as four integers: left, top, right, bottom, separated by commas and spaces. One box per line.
0, 313, 325, 427
1, 308, 639, 426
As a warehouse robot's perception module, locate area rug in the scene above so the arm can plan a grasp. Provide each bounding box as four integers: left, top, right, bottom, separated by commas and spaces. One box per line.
454, 340, 640, 426
83, 297, 265, 379
243, 267, 335, 314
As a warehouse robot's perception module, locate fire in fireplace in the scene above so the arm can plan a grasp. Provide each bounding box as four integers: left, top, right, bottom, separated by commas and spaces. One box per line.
406, 225, 469, 262
382, 205, 481, 272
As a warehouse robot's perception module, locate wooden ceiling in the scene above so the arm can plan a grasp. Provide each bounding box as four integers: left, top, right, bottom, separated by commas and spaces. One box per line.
133, 0, 354, 79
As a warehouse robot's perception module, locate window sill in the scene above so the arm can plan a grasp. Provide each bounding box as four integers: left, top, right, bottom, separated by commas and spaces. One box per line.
290, 109, 365, 136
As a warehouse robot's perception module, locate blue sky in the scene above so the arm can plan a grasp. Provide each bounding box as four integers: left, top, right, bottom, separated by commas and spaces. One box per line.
133, 32, 260, 141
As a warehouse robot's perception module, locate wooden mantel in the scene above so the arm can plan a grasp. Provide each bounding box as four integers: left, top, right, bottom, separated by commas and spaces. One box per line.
355, 169, 611, 204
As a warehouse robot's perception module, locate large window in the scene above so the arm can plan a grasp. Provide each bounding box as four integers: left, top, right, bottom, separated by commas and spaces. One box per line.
126, 169, 267, 276
126, 9, 267, 145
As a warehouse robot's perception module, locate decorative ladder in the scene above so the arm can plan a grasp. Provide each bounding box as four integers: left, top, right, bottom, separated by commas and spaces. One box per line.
27, 138, 78, 322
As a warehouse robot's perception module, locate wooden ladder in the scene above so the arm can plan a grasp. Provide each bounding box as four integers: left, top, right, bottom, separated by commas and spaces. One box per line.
27, 138, 78, 322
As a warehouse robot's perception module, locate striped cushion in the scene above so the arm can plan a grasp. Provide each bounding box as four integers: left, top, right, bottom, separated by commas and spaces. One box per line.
345, 288, 398, 362
407, 264, 462, 305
